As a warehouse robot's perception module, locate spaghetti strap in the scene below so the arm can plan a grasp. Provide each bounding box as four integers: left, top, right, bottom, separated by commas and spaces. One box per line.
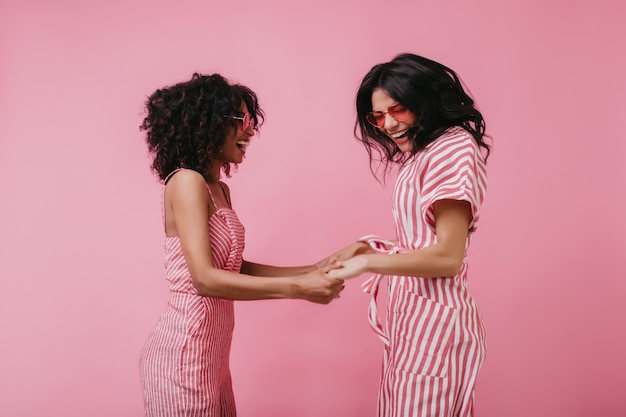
161, 168, 218, 234
163, 168, 182, 185
163, 168, 217, 208
206, 182, 218, 209
161, 168, 182, 235
218, 182, 232, 209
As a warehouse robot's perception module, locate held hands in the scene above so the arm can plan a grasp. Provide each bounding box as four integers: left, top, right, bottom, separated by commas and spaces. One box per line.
326, 255, 368, 280
314, 241, 373, 281
300, 241, 375, 301
315, 241, 372, 268
295, 263, 345, 304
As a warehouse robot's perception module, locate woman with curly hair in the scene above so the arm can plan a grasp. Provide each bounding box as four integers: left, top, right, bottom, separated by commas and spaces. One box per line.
326, 54, 491, 417
138, 73, 343, 417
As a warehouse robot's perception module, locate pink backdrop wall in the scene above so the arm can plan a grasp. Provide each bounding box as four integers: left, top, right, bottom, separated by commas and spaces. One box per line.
1, 0, 625, 416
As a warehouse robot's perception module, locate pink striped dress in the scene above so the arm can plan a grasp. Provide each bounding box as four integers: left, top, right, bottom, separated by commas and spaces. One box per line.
140, 174, 244, 417
361, 127, 487, 417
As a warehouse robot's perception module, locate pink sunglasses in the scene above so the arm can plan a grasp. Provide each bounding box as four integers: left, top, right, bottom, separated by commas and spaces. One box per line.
225, 113, 255, 131
366, 103, 411, 128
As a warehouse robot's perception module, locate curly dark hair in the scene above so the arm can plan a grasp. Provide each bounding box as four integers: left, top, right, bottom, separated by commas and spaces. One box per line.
140, 73, 264, 182
355, 53, 491, 178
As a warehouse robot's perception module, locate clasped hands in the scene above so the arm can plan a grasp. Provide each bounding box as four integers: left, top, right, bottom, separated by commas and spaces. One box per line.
300, 241, 374, 304
316, 241, 374, 281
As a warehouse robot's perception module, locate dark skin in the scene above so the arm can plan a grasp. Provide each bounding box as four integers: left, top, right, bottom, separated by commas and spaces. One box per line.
163, 102, 343, 303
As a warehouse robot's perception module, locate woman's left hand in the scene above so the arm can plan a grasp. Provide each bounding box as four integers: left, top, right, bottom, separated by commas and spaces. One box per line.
326, 255, 368, 280
314, 241, 372, 269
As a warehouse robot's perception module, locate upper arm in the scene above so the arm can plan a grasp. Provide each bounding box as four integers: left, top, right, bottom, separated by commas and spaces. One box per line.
167, 171, 216, 281
432, 199, 472, 261
421, 132, 487, 235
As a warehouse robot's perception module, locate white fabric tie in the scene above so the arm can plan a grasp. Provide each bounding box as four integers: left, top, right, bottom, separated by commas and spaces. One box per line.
358, 235, 401, 348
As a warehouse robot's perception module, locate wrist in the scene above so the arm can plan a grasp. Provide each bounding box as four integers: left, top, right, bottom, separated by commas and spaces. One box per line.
357, 253, 372, 274
287, 276, 304, 299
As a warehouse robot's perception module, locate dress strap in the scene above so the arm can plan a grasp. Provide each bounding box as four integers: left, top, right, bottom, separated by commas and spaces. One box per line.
165, 167, 218, 209
161, 168, 182, 233
163, 168, 182, 185
218, 182, 232, 209
205, 182, 219, 211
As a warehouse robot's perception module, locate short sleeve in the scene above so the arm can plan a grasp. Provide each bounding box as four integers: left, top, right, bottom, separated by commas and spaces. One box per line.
420, 129, 487, 234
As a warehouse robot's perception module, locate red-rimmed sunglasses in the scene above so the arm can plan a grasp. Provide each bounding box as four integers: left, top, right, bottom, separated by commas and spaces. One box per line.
225, 113, 255, 131
365, 103, 411, 128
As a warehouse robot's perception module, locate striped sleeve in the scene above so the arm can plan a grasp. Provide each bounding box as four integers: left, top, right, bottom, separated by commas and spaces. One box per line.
420, 129, 487, 234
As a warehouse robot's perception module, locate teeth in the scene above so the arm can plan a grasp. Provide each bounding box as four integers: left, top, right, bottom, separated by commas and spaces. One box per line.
391, 130, 408, 139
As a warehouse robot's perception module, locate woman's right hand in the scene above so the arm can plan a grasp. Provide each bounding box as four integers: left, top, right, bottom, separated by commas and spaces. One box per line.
293, 265, 345, 304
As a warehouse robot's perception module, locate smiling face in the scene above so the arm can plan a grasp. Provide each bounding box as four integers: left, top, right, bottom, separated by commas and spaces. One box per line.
217, 101, 255, 166
371, 88, 418, 153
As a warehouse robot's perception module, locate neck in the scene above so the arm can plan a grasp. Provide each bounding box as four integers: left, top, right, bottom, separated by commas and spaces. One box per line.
207, 163, 221, 183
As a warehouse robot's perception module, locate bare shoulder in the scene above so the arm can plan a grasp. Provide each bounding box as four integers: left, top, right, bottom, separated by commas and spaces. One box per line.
166, 169, 208, 200
168, 168, 205, 187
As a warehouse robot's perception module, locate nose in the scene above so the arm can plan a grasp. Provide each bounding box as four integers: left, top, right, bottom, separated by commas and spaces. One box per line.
383, 113, 399, 131
244, 125, 255, 137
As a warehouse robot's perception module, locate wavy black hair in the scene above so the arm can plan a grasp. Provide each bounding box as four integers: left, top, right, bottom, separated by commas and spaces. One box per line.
355, 53, 491, 178
140, 73, 264, 182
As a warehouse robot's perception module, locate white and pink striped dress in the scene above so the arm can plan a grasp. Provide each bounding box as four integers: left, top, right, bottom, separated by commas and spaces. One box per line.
140, 175, 244, 417
361, 127, 487, 417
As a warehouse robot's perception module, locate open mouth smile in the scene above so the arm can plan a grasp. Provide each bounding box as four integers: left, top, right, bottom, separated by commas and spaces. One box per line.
236, 140, 249, 151
389, 129, 409, 142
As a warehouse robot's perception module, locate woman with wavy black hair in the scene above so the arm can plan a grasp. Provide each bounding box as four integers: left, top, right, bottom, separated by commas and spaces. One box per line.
138, 73, 343, 417
326, 54, 491, 416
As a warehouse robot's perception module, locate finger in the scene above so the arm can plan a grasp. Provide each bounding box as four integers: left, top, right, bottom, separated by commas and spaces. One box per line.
334, 282, 346, 291
326, 270, 340, 280
315, 257, 331, 268
323, 263, 343, 274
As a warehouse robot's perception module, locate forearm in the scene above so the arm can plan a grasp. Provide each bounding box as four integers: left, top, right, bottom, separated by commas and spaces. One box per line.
362, 243, 465, 278
240, 260, 314, 277
192, 266, 296, 300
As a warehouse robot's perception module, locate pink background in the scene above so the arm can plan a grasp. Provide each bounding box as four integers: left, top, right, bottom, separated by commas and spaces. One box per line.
1, 0, 625, 416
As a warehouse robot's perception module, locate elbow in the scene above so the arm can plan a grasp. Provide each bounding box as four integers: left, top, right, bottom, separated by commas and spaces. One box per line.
195, 286, 213, 298
191, 273, 222, 298
443, 257, 464, 277
193, 280, 214, 297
